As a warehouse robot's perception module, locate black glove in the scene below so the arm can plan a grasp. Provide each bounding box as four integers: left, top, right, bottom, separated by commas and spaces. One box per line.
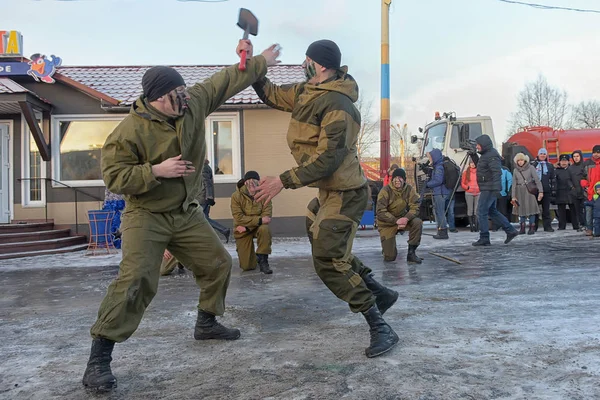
207, 198, 216, 206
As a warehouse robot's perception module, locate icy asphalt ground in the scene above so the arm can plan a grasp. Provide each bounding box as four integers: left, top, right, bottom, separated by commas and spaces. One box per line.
0, 224, 599, 400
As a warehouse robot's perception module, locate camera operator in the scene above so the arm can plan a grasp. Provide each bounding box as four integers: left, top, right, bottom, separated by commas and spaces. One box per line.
469, 135, 519, 246
425, 149, 450, 239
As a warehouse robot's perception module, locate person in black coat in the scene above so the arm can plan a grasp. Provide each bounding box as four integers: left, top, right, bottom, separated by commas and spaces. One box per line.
469, 135, 519, 246
554, 155, 578, 230
568, 150, 586, 231
531, 148, 556, 232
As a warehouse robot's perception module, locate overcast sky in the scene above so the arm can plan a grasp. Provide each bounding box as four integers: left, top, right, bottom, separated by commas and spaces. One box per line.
4, 0, 600, 146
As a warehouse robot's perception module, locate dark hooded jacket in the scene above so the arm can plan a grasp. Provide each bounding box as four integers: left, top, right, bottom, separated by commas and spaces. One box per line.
425, 148, 450, 195
472, 135, 501, 192
554, 165, 574, 204
568, 150, 586, 200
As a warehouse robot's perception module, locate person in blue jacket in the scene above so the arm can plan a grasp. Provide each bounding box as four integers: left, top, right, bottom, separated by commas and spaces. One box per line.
425, 148, 450, 239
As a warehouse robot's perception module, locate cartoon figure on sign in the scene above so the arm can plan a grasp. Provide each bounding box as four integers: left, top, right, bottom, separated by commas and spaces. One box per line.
27, 54, 62, 83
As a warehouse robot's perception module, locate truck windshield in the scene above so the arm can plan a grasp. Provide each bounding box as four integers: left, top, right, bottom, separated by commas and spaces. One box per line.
423, 123, 447, 154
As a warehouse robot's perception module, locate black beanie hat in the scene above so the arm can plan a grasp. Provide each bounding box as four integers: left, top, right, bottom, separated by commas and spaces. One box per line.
306, 40, 341, 70
593, 145, 600, 153
392, 168, 407, 181
243, 170, 260, 181
142, 66, 186, 102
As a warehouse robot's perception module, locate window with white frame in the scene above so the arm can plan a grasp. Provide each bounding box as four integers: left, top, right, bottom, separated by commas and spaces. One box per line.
206, 113, 241, 183
51, 116, 124, 187
21, 112, 46, 207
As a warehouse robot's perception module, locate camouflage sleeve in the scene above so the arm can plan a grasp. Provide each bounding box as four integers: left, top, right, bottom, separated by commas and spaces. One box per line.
252, 77, 302, 113
404, 185, 421, 221
280, 110, 351, 189
188, 55, 268, 117
230, 193, 260, 228
376, 189, 398, 224
262, 200, 273, 218
101, 126, 161, 196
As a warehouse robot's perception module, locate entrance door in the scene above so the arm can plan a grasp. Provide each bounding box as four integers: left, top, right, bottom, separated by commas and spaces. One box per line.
0, 123, 10, 223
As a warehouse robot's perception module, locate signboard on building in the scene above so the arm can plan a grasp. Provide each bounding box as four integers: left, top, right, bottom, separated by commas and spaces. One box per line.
0, 30, 24, 57
0, 31, 61, 84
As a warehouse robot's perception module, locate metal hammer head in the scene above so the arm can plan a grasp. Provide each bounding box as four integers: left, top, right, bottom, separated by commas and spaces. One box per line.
237, 8, 258, 38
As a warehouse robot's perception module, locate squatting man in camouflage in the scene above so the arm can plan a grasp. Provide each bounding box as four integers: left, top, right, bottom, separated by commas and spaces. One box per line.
376, 168, 423, 263
231, 170, 273, 274
253, 39, 400, 358
82, 40, 281, 392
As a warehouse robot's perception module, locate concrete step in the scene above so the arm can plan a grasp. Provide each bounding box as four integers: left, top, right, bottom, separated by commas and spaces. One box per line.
0, 229, 71, 244
0, 222, 55, 234
0, 236, 87, 255
0, 243, 91, 260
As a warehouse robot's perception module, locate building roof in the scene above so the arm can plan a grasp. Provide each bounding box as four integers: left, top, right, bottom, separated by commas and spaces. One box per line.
0, 78, 30, 94
57, 64, 305, 106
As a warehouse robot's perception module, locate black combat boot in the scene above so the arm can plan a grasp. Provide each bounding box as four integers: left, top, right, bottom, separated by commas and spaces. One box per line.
504, 229, 519, 244
432, 228, 449, 239
407, 244, 422, 264
519, 222, 526, 235
528, 224, 535, 235
194, 310, 241, 340
469, 216, 475, 232
472, 236, 491, 246
362, 306, 399, 358
257, 254, 272, 274
362, 274, 398, 315
82, 337, 117, 392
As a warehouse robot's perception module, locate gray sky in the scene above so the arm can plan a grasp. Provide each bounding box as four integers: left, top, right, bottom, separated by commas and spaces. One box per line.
4, 0, 600, 146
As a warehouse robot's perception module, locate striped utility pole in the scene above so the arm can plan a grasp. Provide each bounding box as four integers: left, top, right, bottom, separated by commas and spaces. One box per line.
380, 0, 392, 179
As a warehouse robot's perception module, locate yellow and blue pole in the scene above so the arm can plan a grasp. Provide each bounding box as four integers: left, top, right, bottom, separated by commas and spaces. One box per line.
380, 0, 392, 179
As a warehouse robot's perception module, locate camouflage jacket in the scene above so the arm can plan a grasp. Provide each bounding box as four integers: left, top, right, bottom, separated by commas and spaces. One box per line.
252, 67, 366, 191
376, 183, 420, 227
230, 185, 273, 229
101, 56, 268, 213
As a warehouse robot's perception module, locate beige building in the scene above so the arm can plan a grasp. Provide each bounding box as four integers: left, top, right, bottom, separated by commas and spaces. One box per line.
0, 62, 321, 237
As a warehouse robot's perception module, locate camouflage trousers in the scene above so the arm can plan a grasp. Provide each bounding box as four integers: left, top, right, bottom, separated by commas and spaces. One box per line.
234, 225, 272, 271
377, 218, 423, 262
90, 205, 232, 343
306, 185, 376, 313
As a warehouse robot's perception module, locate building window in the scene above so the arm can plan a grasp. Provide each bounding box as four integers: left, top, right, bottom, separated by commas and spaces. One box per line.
21, 113, 46, 207
206, 113, 241, 183
51, 116, 123, 187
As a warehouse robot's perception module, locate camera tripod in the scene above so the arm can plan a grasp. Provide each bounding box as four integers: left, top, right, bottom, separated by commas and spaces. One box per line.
444, 151, 472, 218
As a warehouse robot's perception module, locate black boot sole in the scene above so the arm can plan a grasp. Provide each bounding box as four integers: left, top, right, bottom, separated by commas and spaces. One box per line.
82, 379, 117, 392
194, 330, 241, 341
365, 331, 400, 358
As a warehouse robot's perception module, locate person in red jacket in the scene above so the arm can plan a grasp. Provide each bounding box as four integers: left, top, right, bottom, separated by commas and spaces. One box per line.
461, 157, 480, 232
581, 145, 600, 235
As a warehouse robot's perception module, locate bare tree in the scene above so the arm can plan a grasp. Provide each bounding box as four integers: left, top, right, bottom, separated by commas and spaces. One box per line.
569, 100, 600, 129
355, 96, 379, 158
508, 75, 568, 136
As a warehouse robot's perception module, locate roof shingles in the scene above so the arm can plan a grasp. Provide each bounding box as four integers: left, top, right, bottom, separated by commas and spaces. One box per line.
57, 65, 304, 106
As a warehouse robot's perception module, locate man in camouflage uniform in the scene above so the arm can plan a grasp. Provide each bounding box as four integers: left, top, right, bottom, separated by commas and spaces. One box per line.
253, 40, 399, 358
376, 168, 423, 263
82, 41, 280, 392
231, 171, 273, 274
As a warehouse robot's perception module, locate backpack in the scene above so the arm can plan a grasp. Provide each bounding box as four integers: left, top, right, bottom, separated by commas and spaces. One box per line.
442, 156, 460, 190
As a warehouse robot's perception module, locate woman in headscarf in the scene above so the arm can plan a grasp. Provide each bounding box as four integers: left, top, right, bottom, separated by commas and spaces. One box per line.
512, 153, 543, 235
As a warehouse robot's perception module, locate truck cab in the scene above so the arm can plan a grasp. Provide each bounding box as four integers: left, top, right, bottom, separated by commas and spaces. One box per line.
412, 112, 496, 222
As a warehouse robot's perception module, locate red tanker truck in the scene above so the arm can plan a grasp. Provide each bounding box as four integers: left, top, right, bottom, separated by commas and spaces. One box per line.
502, 126, 600, 169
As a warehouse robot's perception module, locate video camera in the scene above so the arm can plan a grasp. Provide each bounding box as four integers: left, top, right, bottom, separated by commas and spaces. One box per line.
415, 157, 433, 177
